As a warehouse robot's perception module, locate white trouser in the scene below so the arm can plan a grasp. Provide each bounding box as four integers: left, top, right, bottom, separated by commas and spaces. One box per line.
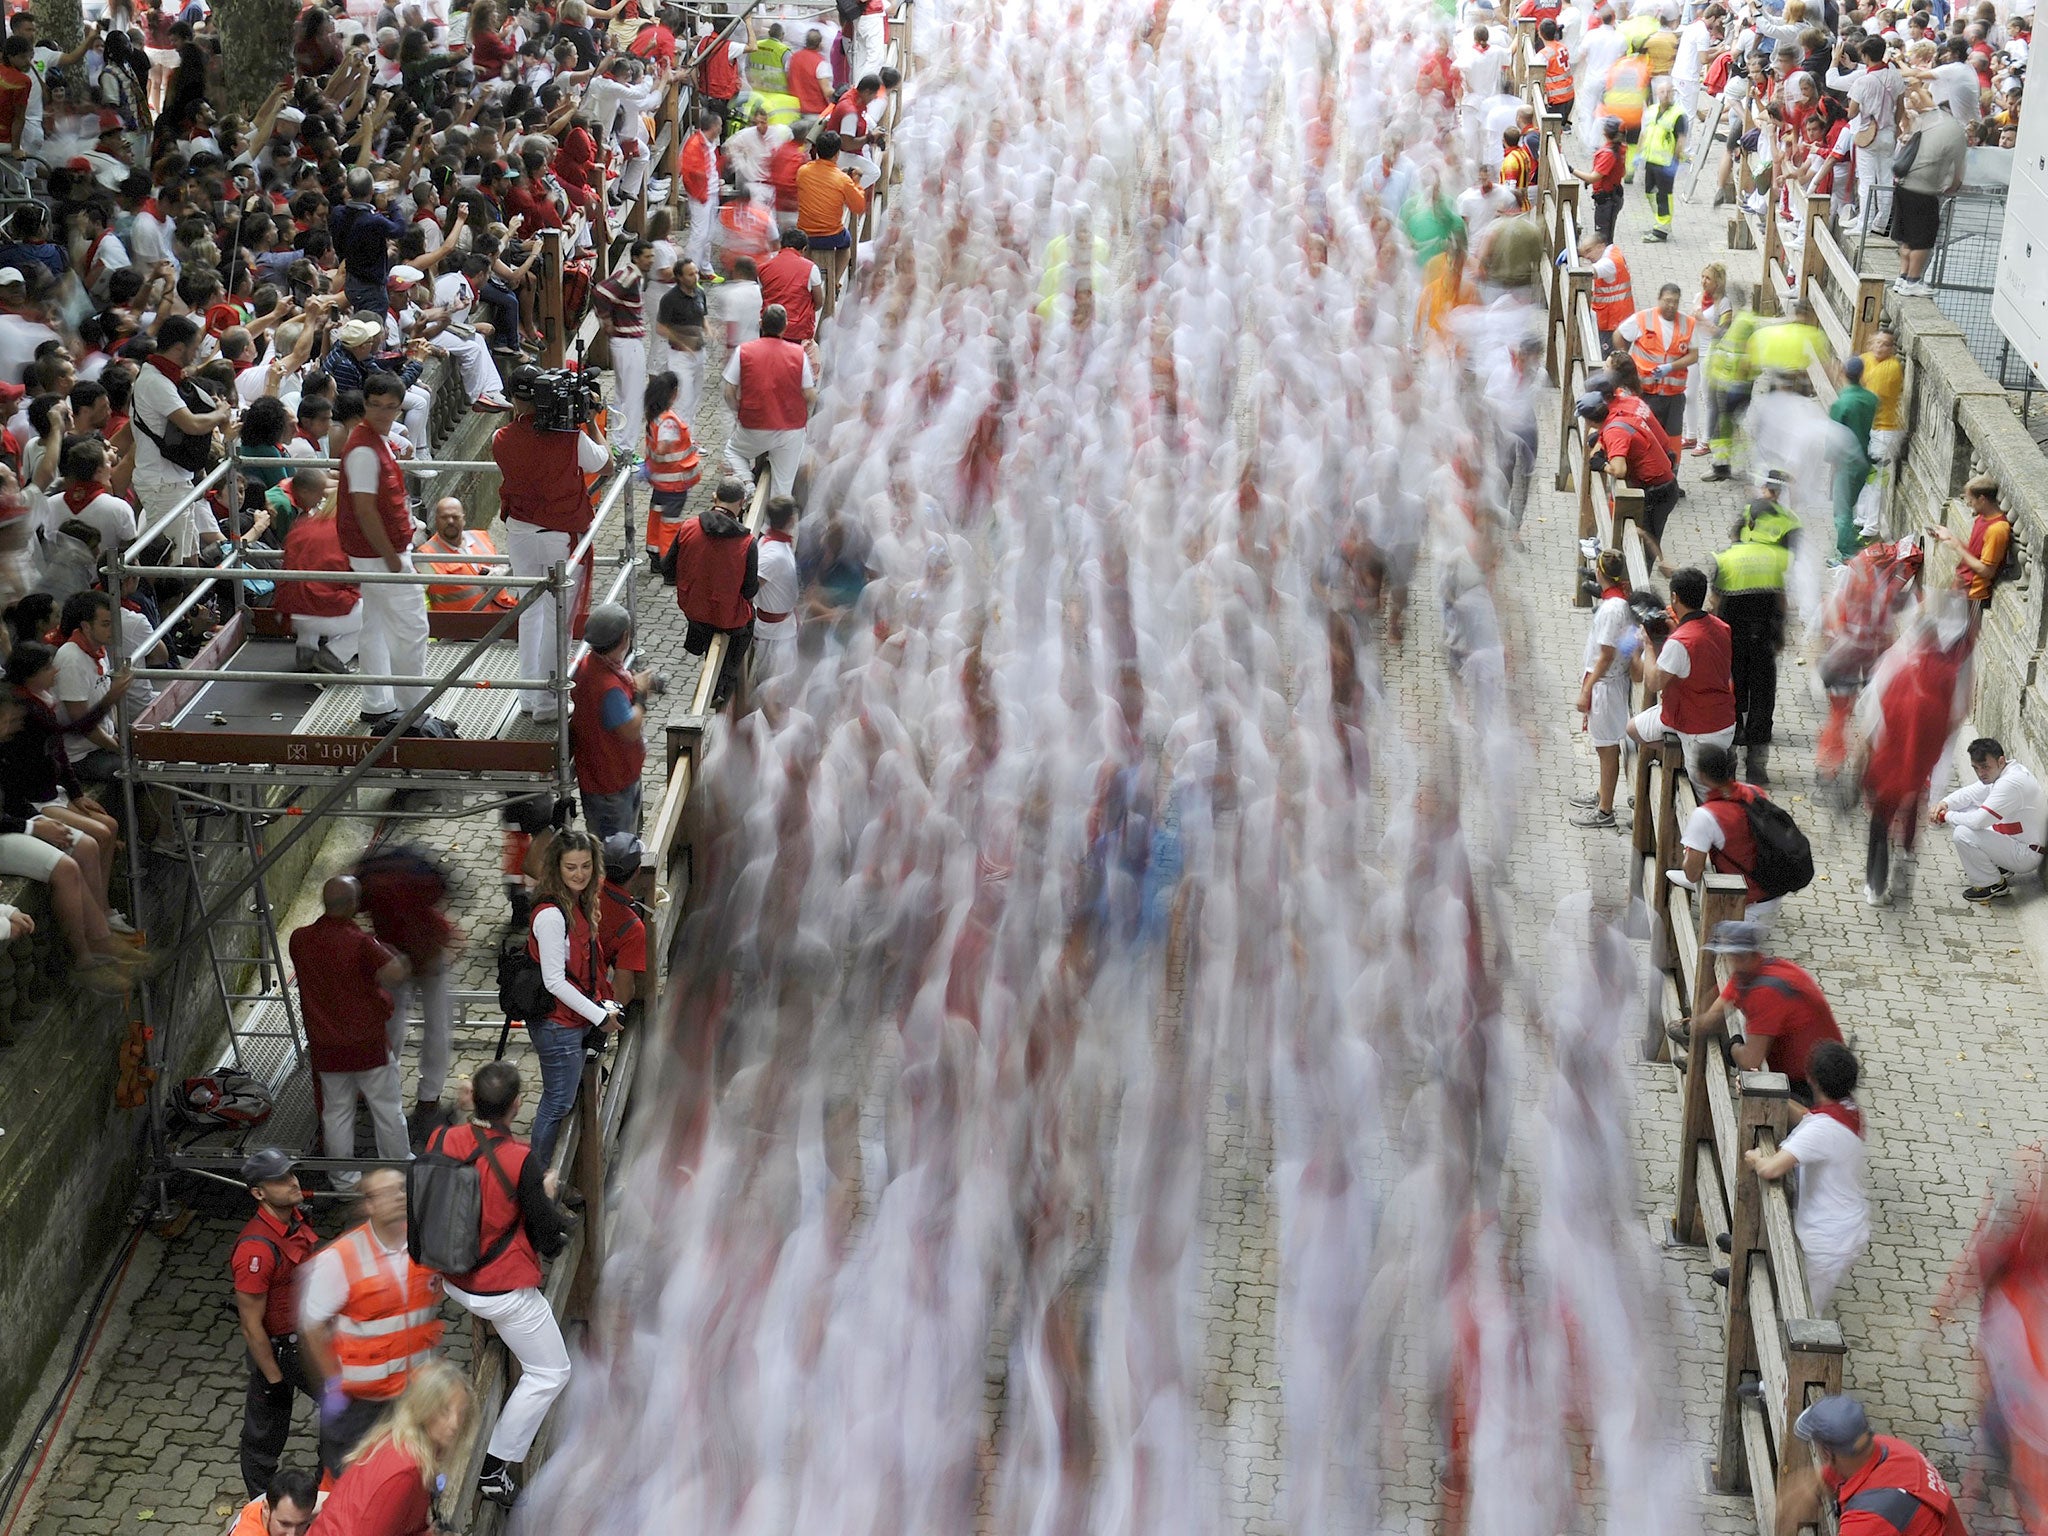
752, 633, 797, 679
1800, 1242, 1863, 1315
388, 962, 453, 1104
504, 520, 583, 718
403, 384, 433, 461
1951, 823, 2044, 887
1868, 427, 1902, 465
441, 330, 503, 401
1674, 75, 1699, 116
723, 425, 804, 498
442, 1282, 571, 1461
615, 145, 652, 203
292, 607, 363, 663
348, 554, 430, 714
609, 334, 647, 452
1855, 135, 1896, 230
319, 1061, 409, 1188
132, 468, 215, 560
1629, 705, 1736, 792
644, 332, 671, 391
839, 151, 881, 189
686, 194, 717, 273
854, 12, 886, 79
671, 347, 705, 426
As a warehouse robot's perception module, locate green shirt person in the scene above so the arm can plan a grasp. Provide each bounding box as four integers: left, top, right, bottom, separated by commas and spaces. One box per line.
1829, 357, 1881, 559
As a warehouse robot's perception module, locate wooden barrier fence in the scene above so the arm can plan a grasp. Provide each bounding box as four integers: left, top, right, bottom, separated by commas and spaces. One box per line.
445, 13, 913, 1527
1512, 31, 1851, 1530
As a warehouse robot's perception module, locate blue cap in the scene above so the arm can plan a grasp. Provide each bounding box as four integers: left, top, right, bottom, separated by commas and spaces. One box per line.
1705, 919, 1766, 955
1793, 1394, 1870, 1451
240, 1147, 296, 1185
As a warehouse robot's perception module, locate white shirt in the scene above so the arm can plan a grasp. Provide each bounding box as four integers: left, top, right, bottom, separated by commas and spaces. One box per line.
754, 534, 798, 639
1456, 182, 1519, 236
0, 312, 60, 389
1674, 18, 1712, 81
530, 901, 611, 1024
130, 362, 192, 484
117, 604, 159, 724
1781, 1108, 1870, 1260
1943, 761, 2048, 843
341, 444, 384, 499
53, 639, 110, 763
1655, 634, 1691, 678
1931, 60, 1981, 122
723, 123, 789, 189
1457, 42, 1505, 100
66, 489, 139, 553
711, 279, 762, 346
1583, 592, 1635, 683
299, 1223, 411, 1330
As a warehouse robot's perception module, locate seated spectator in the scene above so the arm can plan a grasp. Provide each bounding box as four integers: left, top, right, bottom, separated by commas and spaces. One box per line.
53, 591, 125, 782
52, 440, 138, 554
3, 591, 53, 650
1737, 1040, 1868, 1311
414, 497, 516, 614
272, 479, 360, 676
1671, 919, 1845, 1103
35, 518, 103, 605
1667, 742, 1787, 921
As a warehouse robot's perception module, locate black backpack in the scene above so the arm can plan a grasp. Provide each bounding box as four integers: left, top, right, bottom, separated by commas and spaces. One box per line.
1739, 793, 1815, 900
408, 1126, 520, 1276
495, 898, 601, 1023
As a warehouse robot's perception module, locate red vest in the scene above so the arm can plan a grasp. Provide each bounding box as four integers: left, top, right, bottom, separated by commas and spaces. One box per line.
526, 899, 609, 1030
831, 88, 869, 144
1825, 1436, 1968, 1536
335, 422, 412, 560
273, 514, 358, 618
569, 651, 646, 796
696, 34, 739, 97
735, 337, 808, 430
1661, 611, 1738, 735
287, 914, 395, 1074
767, 138, 807, 212
757, 249, 818, 342
672, 517, 754, 630
426, 1122, 540, 1294
493, 420, 594, 534
786, 46, 830, 113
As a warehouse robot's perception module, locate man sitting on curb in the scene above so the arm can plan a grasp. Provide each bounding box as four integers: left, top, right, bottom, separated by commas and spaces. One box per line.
1930, 736, 2046, 903
1668, 919, 1844, 1106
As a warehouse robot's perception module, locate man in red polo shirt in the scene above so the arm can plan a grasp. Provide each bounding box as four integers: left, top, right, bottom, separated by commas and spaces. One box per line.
599, 832, 650, 1008
1672, 919, 1843, 1103
287, 876, 412, 1189
569, 604, 651, 841
232, 1147, 321, 1499
757, 229, 824, 346
1777, 1395, 1967, 1536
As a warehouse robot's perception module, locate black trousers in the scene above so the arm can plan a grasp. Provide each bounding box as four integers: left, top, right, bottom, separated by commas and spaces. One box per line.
1728, 628, 1780, 747
319, 1392, 390, 1479
1645, 390, 1686, 444
1593, 188, 1624, 243
241, 1335, 318, 1497
1640, 478, 1679, 544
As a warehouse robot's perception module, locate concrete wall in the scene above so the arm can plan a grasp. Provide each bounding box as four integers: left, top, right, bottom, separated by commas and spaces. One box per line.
1889, 296, 2048, 761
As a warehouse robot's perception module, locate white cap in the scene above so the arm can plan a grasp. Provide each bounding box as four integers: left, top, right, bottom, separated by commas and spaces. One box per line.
388, 264, 425, 287
0, 267, 23, 286
275, 106, 306, 126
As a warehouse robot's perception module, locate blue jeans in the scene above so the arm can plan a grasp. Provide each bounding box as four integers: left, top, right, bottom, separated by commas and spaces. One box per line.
529, 1019, 588, 1169
582, 782, 642, 842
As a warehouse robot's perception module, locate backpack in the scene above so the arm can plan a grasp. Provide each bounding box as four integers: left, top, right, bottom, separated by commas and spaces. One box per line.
1739, 793, 1815, 900
407, 1127, 520, 1275
170, 1070, 274, 1133
1981, 516, 2020, 610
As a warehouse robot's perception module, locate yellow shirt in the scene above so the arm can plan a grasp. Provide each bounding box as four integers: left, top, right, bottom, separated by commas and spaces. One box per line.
1860, 353, 1904, 431
1643, 28, 1679, 75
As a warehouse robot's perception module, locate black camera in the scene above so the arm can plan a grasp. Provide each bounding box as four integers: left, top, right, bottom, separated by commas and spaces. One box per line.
1628, 592, 1673, 646
510, 366, 602, 432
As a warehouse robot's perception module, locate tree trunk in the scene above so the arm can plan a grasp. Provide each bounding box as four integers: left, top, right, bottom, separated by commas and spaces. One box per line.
216, 0, 297, 119
30, 0, 81, 56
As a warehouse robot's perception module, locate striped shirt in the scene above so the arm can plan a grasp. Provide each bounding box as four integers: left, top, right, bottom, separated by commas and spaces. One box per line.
592, 273, 647, 339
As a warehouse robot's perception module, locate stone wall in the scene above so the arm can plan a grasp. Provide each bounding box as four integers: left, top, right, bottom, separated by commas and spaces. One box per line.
1889, 296, 2048, 760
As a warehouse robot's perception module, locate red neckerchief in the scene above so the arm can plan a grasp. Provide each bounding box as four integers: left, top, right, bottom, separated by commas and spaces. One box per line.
121, 598, 144, 615
138, 196, 159, 217
1811, 1098, 1864, 1137
232, 357, 259, 374
85, 230, 108, 273
296, 427, 323, 448
63, 482, 102, 513
763, 529, 794, 544
67, 626, 107, 664
1599, 584, 1627, 601
145, 353, 183, 384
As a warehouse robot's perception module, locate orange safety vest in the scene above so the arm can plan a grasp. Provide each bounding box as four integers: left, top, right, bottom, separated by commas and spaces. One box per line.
1543, 41, 1575, 105
644, 410, 702, 495
1590, 247, 1635, 332
416, 530, 517, 611
1627, 308, 1698, 394
1603, 54, 1651, 129
329, 1224, 442, 1401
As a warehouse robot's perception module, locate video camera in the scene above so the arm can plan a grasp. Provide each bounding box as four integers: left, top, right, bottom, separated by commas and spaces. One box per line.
1628, 592, 1673, 647
508, 366, 602, 433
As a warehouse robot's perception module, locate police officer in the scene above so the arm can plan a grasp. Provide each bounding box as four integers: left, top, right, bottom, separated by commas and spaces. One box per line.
1712, 474, 1799, 785
1638, 75, 1689, 240
1705, 283, 1761, 481
231, 1148, 321, 1498
1775, 1394, 1968, 1536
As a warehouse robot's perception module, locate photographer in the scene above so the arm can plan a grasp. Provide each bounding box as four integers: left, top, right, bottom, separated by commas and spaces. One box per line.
568, 603, 651, 841
491, 364, 609, 726
329, 167, 408, 315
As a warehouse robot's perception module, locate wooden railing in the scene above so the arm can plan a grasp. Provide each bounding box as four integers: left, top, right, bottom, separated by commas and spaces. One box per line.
1513, 32, 1851, 1529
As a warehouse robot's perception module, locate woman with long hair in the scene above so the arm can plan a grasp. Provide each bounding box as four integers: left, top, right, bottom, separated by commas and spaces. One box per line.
641, 370, 700, 572
523, 828, 618, 1167
310, 1361, 473, 1536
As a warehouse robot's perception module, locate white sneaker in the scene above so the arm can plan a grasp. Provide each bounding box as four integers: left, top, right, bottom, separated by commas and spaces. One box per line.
107, 911, 137, 934
1863, 882, 1888, 906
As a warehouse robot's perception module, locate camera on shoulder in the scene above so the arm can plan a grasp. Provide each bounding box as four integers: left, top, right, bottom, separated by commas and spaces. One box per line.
504, 364, 602, 432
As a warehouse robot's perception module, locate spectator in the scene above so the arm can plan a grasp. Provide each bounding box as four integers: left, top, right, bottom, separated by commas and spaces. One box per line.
1571, 549, 1640, 829
598, 832, 648, 1010
1828, 356, 1879, 558
1739, 1040, 1868, 1311
1579, 369, 1679, 548
753, 494, 801, 681
298, 1168, 444, 1478
652, 257, 708, 423
641, 371, 702, 573
795, 130, 868, 307
523, 828, 620, 1169
1775, 1396, 1966, 1536
785, 26, 834, 123
1667, 743, 1789, 919
329, 169, 408, 317
1890, 93, 1967, 294
1858, 329, 1905, 466
591, 240, 655, 452
287, 877, 412, 1193
1931, 736, 2046, 902
131, 314, 232, 557
306, 1360, 472, 1536
227, 1465, 321, 1536
1711, 478, 1799, 785
10, 633, 125, 887
493, 365, 609, 726
568, 603, 650, 841
721, 304, 815, 500
274, 474, 362, 676
1627, 565, 1736, 785
232, 1149, 322, 1499
1672, 919, 1845, 1103
53, 589, 124, 781
1930, 473, 2009, 614
673, 478, 760, 710
354, 844, 459, 1144
424, 1061, 573, 1509
53, 438, 138, 553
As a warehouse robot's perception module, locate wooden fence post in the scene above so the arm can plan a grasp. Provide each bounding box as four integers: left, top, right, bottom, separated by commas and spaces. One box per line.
538, 229, 566, 369
1692, 872, 1748, 1022
1799, 193, 1831, 308
1780, 1319, 1850, 1481
1715, 1071, 1793, 1491
1558, 269, 1590, 492
565, 1055, 607, 1322
1650, 736, 1684, 926
1848, 273, 1886, 358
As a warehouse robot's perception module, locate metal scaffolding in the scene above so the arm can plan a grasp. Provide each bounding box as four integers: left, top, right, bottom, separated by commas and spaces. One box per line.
108, 444, 643, 1190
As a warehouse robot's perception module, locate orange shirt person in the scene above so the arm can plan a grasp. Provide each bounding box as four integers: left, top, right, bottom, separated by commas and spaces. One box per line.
795, 131, 867, 312
1930, 474, 2010, 605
